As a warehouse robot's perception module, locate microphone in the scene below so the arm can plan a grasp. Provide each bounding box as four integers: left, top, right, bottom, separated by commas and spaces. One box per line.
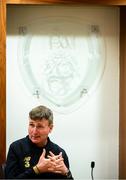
91, 161, 95, 180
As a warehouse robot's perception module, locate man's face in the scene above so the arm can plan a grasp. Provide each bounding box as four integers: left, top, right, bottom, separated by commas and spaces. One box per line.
28, 118, 53, 147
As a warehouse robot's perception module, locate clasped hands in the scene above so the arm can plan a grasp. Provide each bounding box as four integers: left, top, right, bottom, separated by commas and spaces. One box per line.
36, 149, 68, 175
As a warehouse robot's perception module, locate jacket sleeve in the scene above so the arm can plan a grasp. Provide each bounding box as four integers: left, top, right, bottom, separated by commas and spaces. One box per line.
62, 150, 74, 179
5, 144, 36, 179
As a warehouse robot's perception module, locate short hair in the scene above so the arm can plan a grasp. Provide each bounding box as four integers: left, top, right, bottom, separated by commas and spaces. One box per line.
29, 105, 53, 125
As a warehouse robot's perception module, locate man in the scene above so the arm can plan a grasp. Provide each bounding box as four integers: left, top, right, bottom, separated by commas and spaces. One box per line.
5, 105, 73, 179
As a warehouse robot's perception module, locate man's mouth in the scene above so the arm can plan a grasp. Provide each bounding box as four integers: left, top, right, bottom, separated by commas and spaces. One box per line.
31, 136, 40, 139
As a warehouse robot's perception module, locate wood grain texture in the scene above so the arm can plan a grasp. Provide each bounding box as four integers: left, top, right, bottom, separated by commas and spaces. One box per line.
6, 0, 126, 5
0, 0, 6, 165
119, 6, 126, 179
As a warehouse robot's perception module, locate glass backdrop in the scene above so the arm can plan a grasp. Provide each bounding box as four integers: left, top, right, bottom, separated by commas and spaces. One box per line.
7, 6, 119, 179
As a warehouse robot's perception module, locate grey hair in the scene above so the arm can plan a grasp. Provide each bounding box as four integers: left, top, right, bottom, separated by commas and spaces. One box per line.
29, 105, 53, 125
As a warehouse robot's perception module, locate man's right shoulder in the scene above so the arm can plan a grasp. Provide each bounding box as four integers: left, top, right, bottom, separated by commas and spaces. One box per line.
10, 136, 28, 148
8, 136, 31, 158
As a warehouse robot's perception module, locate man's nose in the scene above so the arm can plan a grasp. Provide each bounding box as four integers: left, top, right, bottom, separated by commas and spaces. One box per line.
32, 126, 38, 132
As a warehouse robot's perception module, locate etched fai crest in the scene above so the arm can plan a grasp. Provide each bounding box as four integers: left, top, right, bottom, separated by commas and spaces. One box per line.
17, 18, 105, 113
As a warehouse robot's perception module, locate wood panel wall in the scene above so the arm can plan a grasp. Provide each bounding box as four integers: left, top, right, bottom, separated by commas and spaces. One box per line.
5, 0, 126, 5
0, 0, 6, 166
0, 0, 126, 178
119, 6, 126, 179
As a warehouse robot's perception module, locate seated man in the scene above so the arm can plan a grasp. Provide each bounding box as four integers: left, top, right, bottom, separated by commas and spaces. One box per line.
5, 105, 73, 179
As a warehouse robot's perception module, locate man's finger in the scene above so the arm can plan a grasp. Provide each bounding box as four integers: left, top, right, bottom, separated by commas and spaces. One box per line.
49, 151, 55, 157
41, 148, 46, 158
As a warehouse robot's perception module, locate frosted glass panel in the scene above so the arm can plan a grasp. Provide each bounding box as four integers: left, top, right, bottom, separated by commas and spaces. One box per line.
18, 17, 105, 113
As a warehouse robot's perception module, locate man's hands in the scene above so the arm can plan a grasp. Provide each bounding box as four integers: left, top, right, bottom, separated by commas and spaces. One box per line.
47, 151, 68, 175
35, 149, 68, 175
35, 149, 52, 173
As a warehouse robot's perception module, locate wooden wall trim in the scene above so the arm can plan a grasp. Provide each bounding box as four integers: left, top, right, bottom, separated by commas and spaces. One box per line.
0, 0, 6, 165
6, 0, 126, 5
119, 6, 126, 179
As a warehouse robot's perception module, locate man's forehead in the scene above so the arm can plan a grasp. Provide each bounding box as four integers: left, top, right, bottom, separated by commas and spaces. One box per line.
29, 118, 48, 123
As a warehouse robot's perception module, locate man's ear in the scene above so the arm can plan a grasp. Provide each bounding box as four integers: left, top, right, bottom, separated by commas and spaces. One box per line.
49, 124, 53, 133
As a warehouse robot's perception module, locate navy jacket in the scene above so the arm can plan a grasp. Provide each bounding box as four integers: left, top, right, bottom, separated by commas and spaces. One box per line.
5, 136, 73, 179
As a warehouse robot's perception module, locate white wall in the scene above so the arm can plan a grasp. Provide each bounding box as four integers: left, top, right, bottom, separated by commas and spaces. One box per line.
7, 5, 119, 179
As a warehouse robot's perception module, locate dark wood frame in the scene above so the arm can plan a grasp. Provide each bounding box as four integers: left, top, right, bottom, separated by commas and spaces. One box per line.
0, 0, 126, 178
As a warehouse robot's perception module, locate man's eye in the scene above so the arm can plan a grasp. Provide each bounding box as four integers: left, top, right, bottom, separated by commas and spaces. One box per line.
29, 124, 34, 127
37, 125, 44, 129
